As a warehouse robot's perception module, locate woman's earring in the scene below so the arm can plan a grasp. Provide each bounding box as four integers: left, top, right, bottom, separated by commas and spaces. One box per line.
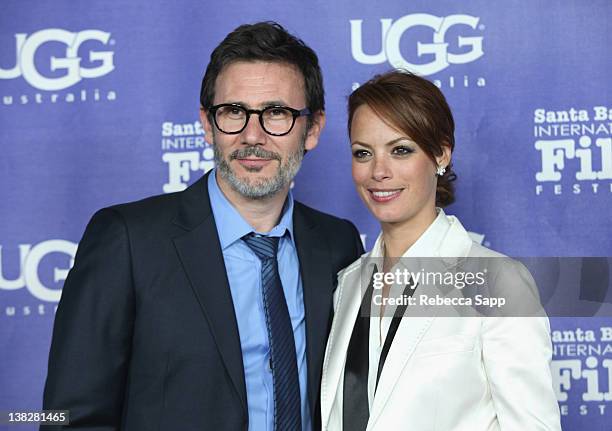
436, 166, 446, 176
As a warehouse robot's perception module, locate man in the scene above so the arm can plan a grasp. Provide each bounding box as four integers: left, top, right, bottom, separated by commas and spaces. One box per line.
42, 22, 363, 430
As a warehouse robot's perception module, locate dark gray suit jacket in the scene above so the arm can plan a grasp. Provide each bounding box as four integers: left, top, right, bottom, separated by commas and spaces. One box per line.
42, 172, 364, 430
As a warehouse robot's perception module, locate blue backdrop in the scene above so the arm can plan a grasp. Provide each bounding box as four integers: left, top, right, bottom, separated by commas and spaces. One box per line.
1, 1, 611, 429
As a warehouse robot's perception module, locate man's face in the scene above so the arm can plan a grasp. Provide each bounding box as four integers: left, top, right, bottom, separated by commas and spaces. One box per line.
201, 61, 324, 199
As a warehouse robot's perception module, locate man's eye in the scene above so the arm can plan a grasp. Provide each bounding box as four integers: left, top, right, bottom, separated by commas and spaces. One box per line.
267, 108, 290, 118
218, 106, 245, 119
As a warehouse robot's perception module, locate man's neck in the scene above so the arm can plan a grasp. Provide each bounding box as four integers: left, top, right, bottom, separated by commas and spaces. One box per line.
216, 172, 289, 233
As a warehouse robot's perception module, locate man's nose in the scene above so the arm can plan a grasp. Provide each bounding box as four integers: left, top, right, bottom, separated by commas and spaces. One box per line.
240, 113, 267, 145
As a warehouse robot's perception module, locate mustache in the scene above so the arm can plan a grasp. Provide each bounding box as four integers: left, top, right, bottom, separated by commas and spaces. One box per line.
229, 146, 281, 162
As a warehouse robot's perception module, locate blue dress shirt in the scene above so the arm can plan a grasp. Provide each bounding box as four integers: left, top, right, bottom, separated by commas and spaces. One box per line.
207, 171, 310, 431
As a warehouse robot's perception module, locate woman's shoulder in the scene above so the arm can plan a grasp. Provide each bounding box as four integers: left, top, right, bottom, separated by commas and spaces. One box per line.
467, 241, 507, 258
444, 215, 534, 282
443, 213, 508, 259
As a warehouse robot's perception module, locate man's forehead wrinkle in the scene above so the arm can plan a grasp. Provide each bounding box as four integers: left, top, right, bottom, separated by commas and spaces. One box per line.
215, 62, 305, 108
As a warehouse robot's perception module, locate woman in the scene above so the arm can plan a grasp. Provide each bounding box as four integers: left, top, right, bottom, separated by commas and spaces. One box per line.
320, 71, 561, 430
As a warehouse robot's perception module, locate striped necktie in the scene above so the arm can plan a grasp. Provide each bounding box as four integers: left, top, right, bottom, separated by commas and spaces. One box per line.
242, 233, 301, 431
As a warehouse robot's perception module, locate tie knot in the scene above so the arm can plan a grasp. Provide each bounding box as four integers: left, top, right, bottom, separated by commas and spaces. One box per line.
242, 233, 279, 260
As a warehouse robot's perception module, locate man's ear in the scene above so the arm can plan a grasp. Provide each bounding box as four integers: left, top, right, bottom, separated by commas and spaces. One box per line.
304, 110, 326, 152
199, 107, 214, 142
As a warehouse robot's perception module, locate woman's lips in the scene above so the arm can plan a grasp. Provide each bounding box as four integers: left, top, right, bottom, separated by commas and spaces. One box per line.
368, 189, 403, 203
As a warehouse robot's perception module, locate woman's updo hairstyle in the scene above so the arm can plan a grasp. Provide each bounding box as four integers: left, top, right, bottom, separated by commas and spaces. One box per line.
348, 70, 457, 207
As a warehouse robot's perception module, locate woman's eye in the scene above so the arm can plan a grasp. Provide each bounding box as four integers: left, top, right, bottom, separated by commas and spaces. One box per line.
392, 146, 414, 156
352, 149, 371, 159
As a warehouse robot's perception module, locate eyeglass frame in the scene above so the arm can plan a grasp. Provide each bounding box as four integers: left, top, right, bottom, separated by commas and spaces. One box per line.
207, 103, 312, 136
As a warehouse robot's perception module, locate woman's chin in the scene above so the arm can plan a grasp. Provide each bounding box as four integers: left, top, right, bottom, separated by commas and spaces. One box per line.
367, 208, 406, 225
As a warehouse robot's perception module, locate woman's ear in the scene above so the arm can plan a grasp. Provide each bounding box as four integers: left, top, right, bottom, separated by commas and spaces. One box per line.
437, 143, 452, 168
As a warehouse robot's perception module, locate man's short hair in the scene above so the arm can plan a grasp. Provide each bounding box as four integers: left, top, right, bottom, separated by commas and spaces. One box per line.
200, 21, 325, 116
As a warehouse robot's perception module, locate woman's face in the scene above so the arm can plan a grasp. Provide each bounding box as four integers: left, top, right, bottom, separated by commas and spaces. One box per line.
350, 104, 447, 229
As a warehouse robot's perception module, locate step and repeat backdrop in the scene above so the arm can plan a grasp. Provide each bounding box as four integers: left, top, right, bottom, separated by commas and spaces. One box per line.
1, 0, 610, 429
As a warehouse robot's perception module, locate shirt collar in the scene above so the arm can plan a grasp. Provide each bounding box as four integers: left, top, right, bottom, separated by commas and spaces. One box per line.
207, 169, 295, 249
403, 208, 450, 257
371, 208, 451, 258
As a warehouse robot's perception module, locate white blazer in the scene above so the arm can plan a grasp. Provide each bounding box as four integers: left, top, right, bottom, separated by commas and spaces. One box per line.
321, 212, 561, 431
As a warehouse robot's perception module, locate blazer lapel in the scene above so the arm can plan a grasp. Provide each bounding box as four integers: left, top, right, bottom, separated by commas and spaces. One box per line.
321, 256, 378, 428
367, 316, 435, 428
293, 204, 333, 416
171, 173, 247, 416
436, 215, 474, 259
368, 215, 474, 428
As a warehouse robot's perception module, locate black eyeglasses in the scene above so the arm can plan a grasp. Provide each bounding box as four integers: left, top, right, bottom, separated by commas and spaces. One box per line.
208, 103, 311, 136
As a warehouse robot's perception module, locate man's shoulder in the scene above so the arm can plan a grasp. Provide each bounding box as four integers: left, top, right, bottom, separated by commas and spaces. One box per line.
109, 191, 181, 219
88, 190, 188, 235
292, 201, 364, 256
293, 200, 355, 232
94, 172, 207, 228
293, 201, 364, 268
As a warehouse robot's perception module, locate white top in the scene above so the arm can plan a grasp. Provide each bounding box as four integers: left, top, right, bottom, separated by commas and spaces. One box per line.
321, 209, 561, 431
367, 209, 451, 408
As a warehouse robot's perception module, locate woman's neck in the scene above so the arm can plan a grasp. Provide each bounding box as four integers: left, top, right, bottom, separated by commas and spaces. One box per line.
381, 207, 438, 258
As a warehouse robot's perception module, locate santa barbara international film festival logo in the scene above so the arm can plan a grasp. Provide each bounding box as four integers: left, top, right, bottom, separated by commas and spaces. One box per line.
0, 240, 76, 318
533, 105, 612, 197
551, 325, 612, 418
0, 28, 116, 106
161, 120, 215, 193
350, 14, 486, 90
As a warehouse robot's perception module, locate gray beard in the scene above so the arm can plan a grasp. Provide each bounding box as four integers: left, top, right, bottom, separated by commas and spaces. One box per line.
213, 130, 306, 200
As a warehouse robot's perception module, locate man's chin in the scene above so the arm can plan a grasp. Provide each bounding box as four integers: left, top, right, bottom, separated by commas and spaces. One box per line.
223, 171, 285, 198
231, 171, 274, 187
217, 156, 299, 199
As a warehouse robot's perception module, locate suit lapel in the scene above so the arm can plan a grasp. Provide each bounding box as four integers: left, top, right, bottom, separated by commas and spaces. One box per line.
367, 316, 435, 428
368, 215, 474, 428
171, 173, 247, 416
293, 204, 333, 415
320, 259, 370, 428
320, 259, 435, 430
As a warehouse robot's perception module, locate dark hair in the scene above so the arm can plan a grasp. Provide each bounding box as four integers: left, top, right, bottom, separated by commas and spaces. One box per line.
200, 21, 324, 121
348, 70, 457, 207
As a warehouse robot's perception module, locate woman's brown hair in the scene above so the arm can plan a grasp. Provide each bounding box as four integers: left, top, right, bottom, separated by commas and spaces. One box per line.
348, 70, 457, 207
